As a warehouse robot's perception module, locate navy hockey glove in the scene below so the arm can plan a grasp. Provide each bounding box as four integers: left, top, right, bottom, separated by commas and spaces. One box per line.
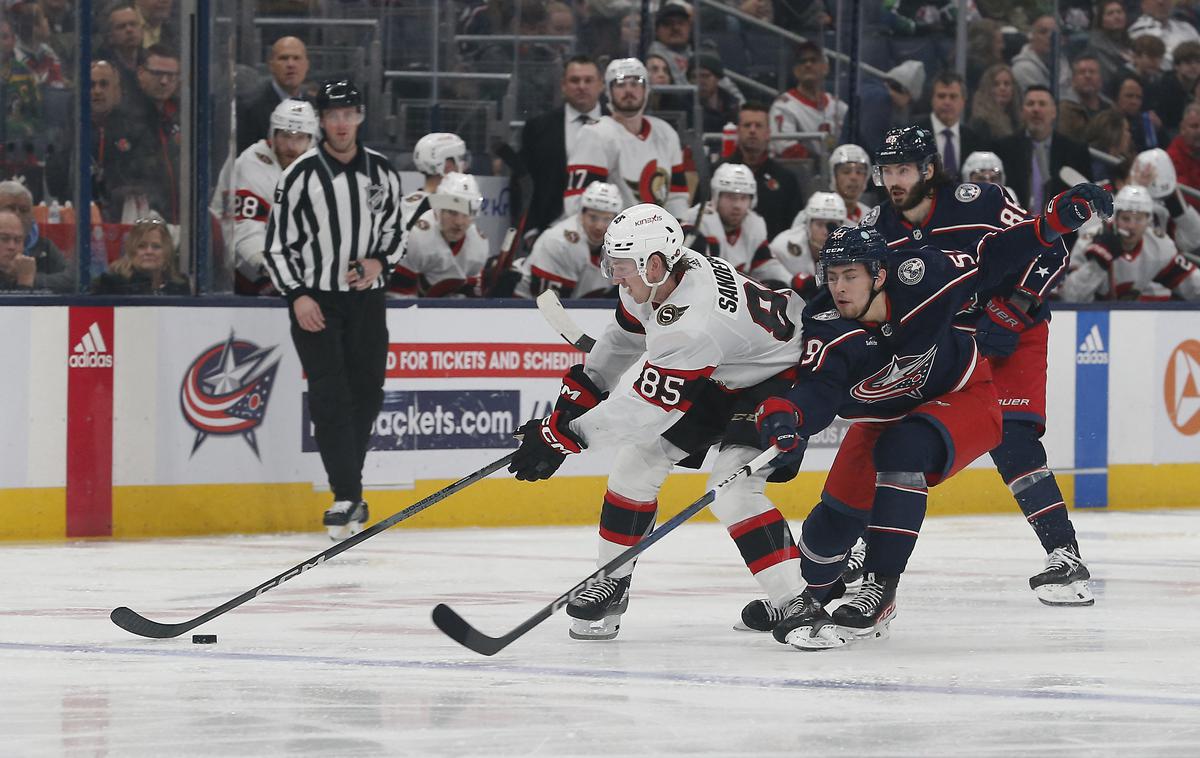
974, 296, 1036, 358
509, 411, 586, 482
553, 364, 607, 420
1041, 184, 1114, 241
755, 397, 808, 468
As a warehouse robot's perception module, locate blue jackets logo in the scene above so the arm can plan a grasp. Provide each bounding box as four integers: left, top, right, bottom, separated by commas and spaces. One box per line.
180, 333, 280, 457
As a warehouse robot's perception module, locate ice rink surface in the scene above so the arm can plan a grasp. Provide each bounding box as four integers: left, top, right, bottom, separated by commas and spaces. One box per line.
3, 509, 1200, 757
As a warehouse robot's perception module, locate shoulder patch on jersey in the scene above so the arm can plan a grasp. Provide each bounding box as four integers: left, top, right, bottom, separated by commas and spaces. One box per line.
897, 257, 926, 285
655, 303, 689, 326
955, 183, 981, 203
813, 309, 840, 321
861, 205, 880, 226
564, 229, 580, 244
787, 241, 804, 257
416, 219, 430, 231
405, 192, 424, 203
255, 151, 273, 165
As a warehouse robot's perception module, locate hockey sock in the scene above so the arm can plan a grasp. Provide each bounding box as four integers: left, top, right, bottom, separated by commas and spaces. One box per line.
728, 508, 803, 606
990, 421, 1077, 553
863, 420, 942, 576
799, 501, 867, 602
597, 489, 657, 579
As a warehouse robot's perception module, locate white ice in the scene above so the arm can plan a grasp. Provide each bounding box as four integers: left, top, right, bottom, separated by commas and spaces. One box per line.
3, 509, 1200, 757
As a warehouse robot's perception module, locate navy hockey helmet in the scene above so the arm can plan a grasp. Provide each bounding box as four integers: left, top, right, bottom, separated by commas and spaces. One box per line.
872, 125, 939, 186
817, 225, 888, 283
316, 79, 363, 113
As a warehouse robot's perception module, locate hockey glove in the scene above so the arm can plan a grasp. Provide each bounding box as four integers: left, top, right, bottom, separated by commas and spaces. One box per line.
1040, 184, 1114, 241
974, 296, 1036, 358
1083, 229, 1122, 271
509, 411, 587, 482
553, 364, 607, 420
755, 396, 808, 468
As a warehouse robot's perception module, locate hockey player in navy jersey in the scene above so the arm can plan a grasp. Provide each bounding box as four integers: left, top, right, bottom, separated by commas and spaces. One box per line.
863, 125, 1094, 607
754, 181, 1112, 650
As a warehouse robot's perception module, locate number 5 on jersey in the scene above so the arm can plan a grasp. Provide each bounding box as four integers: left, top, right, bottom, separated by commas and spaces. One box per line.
633, 363, 715, 410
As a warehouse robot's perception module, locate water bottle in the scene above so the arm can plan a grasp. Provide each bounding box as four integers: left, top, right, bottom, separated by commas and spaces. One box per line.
721, 122, 737, 158
48, 199, 62, 224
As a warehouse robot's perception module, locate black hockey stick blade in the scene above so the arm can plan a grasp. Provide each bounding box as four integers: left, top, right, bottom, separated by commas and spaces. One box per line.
535, 290, 595, 353
433, 447, 779, 655
110, 452, 515, 638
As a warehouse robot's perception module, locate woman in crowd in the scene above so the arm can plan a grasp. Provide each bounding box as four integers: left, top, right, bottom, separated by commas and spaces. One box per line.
1113, 74, 1159, 152
1085, 108, 1135, 182
1087, 0, 1133, 87
92, 218, 191, 295
969, 63, 1021, 140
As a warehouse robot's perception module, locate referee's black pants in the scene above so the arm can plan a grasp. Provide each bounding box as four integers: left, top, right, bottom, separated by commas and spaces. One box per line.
290, 289, 388, 503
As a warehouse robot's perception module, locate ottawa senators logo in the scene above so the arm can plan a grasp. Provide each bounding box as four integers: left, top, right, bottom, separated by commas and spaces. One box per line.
405, 192, 424, 203
655, 304, 689, 325
416, 218, 430, 230
632, 160, 670, 203
256, 151, 273, 165
564, 229, 580, 244
786, 241, 804, 257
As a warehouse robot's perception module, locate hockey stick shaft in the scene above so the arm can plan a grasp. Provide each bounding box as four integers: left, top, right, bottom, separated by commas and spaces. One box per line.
535, 290, 595, 352
432, 446, 779, 656
111, 452, 515, 638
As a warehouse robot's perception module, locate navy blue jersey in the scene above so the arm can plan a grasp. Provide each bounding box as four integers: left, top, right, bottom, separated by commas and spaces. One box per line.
786, 219, 1055, 435
863, 182, 1067, 325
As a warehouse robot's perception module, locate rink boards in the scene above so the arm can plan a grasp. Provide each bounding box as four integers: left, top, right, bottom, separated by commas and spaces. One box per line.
1, 302, 1199, 539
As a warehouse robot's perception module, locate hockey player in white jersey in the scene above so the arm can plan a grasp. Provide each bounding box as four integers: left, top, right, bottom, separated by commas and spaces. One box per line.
218, 99, 319, 294
828, 144, 872, 224
391, 172, 489, 297
684, 163, 772, 276
763, 191, 847, 297
768, 41, 847, 159
563, 58, 688, 218
403, 132, 469, 230
961, 150, 1021, 204
513, 181, 622, 299
1061, 184, 1200, 301
509, 203, 813, 641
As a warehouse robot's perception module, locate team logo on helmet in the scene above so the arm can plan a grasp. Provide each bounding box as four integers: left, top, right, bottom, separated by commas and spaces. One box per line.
955, 183, 981, 203
861, 206, 880, 226
897, 257, 925, 285
656, 304, 689, 326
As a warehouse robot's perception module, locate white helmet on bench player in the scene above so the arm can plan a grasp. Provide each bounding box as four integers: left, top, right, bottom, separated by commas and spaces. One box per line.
270, 99, 319, 140
1131, 147, 1177, 199
605, 57, 649, 117
961, 150, 1006, 185
1114, 184, 1154, 215
710, 163, 757, 207
829, 143, 870, 177
602, 203, 684, 289
429, 172, 482, 217
801, 191, 847, 223
413, 132, 470, 177
581, 182, 623, 214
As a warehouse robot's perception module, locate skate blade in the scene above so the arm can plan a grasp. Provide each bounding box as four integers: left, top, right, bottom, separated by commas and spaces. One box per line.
784, 624, 847, 651
837, 607, 895, 642
1035, 580, 1095, 606
325, 521, 363, 542
568, 616, 621, 641
733, 621, 772, 632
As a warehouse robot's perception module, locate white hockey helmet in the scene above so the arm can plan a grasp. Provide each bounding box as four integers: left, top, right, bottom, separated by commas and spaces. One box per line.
1131, 147, 1177, 199
605, 57, 649, 91
429, 172, 482, 217
270, 99, 319, 139
828, 143, 871, 177
961, 150, 1006, 185
413, 132, 470, 177
803, 191, 848, 222
1114, 184, 1154, 215
580, 182, 623, 214
602, 203, 684, 287
710, 163, 757, 207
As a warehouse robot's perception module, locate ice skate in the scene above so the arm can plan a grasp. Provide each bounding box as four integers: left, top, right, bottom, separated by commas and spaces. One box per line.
323, 500, 368, 541
771, 590, 846, 650
832, 573, 898, 641
841, 538, 867, 590
1030, 545, 1094, 606
735, 580, 846, 632
567, 575, 630, 640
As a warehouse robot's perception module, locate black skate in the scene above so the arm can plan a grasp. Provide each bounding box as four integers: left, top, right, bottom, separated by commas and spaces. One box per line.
771, 590, 845, 650
323, 500, 369, 541
831, 573, 898, 640
1030, 545, 1094, 606
567, 575, 630, 640
841, 538, 867, 589
735, 580, 846, 632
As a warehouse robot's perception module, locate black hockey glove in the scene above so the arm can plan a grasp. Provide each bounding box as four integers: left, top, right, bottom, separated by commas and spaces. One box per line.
1040, 184, 1114, 241
974, 296, 1037, 358
553, 364, 607, 420
755, 397, 808, 468
1083, 229, 1122, 271
509, 411, 587, 482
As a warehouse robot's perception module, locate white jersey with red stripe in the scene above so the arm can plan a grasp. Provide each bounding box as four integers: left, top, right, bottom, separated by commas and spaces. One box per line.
768, 88, 847, 159
845, 199, 871, 225
391, 209, 489, 297
513, 212, 610, 299
221, 139, 283, 289
564, 115, 689, 219
573, 250, 805, 448
400, 190, 429, 230
764, 225, 820, 294
1061, 228, 1200, 301
686, 202, 771, 275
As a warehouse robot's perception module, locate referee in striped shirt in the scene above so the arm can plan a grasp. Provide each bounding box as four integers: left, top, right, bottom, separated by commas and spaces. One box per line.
264, 79, 406, 539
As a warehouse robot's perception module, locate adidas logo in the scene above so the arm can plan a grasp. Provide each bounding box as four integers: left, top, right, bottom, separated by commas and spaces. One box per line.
69, 322, 113, 368
1076, 324, 1108, 365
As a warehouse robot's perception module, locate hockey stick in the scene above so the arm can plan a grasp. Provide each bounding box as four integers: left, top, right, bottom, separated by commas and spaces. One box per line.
535, 290, 596, 353
110, 452, 515, 639
432, 446, 779, 656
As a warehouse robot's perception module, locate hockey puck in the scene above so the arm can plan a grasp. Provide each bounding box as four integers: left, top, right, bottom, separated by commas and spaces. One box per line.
192, 634, 217, 644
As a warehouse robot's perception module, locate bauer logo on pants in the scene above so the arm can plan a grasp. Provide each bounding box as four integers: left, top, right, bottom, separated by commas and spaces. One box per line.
180, 333, 281, 458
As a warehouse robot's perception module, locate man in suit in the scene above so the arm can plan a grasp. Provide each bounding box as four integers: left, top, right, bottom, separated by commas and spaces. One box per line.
236, 36, 309, 153
916, 71, 981, 180
995, 85, 1093, 212
519, 54, 605, 235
